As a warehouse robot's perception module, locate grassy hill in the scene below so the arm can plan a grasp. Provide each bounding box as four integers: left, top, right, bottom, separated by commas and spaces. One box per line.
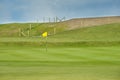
64, 16, 120, 29
51, 23, 120, 41
0, 23, 120, 47
0, 23, 67, 37
0, 16, 120, 46
0, 16, 120, 37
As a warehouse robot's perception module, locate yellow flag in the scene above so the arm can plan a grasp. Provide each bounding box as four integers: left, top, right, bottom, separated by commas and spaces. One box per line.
42, 32, 47, 37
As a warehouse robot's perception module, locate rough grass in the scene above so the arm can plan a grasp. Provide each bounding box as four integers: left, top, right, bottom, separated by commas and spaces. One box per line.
0, 22, 120, 38
0, 23, 67, 37
51, 23, 120, 41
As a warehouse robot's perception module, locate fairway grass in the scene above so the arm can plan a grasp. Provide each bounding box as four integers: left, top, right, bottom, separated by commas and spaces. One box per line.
0, 45, 120, 80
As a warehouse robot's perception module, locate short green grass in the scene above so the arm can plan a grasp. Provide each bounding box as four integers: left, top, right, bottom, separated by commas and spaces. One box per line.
0, 45, 120, 80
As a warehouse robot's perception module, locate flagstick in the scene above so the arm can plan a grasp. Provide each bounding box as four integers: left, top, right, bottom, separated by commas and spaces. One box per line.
42, 32, 48, 52
45, 36, 47, 52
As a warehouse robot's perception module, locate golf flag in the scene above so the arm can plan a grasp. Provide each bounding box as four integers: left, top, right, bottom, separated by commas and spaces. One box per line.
42, 32, 48, 37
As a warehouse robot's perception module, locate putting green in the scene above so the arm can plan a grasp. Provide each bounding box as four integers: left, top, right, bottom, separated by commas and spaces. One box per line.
0, 45, 120, 80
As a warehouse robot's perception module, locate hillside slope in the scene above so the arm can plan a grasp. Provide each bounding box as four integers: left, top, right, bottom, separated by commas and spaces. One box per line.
0, 23, 67, 37
64, 16, 120, 30
0, 16, 120, 37
0, 23, 120, 47
51, 23, 120, 41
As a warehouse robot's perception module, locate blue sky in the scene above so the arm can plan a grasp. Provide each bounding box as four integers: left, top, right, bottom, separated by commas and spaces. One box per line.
0, 0, 120, 23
